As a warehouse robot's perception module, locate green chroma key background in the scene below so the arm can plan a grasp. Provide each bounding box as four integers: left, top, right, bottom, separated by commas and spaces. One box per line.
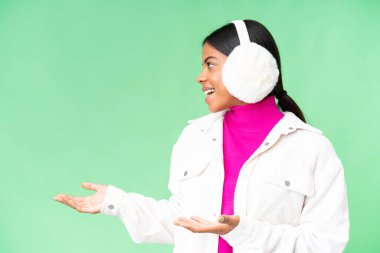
0, 0, 378, 252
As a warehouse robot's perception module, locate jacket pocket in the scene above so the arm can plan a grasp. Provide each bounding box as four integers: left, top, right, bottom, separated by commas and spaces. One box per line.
178, 158, 211, 182
172, 132, 214, 216
175, 151, 212, 216
260, 170, 314, 197
174, 135, 213, 182
249, 166, 315, 224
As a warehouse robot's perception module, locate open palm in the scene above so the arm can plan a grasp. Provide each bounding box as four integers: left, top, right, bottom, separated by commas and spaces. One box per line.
174, 215, 240, 235
53, 182, 108, 214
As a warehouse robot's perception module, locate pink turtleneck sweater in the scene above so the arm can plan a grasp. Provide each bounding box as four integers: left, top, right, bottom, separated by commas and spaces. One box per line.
218, 95, 284, 253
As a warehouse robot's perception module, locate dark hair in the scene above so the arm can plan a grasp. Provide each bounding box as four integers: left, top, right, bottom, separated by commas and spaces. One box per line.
202, 19, 306, 123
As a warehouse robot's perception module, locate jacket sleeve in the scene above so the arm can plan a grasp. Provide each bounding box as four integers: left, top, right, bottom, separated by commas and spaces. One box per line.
100, 143, 182, 244
221, 139, 350, 253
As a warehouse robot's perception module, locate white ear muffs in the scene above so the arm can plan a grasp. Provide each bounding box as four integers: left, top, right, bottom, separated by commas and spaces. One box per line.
221, 20, 280, 103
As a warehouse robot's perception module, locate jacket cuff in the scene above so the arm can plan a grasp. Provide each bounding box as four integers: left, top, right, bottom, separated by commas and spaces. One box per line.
220, 215, 259, 248
100, 185, 124, 216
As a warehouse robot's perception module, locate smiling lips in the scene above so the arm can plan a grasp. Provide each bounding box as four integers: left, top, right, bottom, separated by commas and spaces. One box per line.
202, 87, 215, 95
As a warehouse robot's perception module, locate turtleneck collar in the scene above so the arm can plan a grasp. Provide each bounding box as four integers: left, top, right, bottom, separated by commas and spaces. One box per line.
224, 95, 284, 132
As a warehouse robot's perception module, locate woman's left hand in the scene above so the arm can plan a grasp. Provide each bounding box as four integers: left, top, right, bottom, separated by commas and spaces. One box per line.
173, 215, 240, 235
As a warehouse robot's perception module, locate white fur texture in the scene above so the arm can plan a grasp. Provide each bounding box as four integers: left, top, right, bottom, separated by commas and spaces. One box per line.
222, 43, 279, 103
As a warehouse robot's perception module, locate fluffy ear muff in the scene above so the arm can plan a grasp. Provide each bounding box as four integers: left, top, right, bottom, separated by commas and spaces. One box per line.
221, 20, 280, 103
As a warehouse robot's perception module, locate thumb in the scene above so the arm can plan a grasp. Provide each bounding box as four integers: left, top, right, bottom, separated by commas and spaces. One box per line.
217, 215, 240, 226
81, 182, 100, 191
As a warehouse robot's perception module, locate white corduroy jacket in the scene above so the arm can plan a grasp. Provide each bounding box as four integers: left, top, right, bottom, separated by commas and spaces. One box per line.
101, 110, 350, 253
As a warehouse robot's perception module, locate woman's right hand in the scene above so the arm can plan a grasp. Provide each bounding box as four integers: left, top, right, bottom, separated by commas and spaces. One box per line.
53, 182, 108, 214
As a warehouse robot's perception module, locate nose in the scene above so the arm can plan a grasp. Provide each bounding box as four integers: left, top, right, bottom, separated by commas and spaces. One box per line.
196, 68, 206, 84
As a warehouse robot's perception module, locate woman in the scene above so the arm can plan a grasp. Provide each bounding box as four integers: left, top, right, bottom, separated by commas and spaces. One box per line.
54, 19, 349, 253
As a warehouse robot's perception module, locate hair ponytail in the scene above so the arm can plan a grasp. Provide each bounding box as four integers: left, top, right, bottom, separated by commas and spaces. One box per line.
274, 91, 306, 123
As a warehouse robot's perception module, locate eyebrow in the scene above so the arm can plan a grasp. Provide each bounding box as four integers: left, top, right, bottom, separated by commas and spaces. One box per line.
202, 56, 217, 66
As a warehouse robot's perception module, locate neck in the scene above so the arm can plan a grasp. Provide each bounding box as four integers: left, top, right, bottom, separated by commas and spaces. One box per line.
224, 95, 284, 131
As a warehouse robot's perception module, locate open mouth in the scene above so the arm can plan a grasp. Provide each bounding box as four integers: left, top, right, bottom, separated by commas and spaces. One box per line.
204, 88, 215, 96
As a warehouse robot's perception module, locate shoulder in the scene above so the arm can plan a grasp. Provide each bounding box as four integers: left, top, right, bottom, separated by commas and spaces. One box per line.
175, 109, 227, 145
282, 112, 343, 171
173, 116, 208, 150
186, 109, 227, 129
283, 111, 331, 149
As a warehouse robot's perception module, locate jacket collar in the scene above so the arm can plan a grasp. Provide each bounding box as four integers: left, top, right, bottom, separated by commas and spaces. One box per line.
187, 109, 323, 135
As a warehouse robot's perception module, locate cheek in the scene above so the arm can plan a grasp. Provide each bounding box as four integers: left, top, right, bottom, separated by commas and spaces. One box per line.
209, 70, 225, 90
208, 72, 220, 85
209, 68, 234, 103
214, 78, 230, 98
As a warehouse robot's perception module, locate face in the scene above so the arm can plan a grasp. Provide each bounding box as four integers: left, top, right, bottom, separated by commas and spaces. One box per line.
196, 42, 247, 112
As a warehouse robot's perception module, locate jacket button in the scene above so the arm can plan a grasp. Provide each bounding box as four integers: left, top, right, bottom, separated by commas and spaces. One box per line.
289, 127, 294, 130
108, 204, 114, 210
285, 180, 291, 187
264, 142, 269, 146
184, 171, 188, 176
212, 138, 216, 141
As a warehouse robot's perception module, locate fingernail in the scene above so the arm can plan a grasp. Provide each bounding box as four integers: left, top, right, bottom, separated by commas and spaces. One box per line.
218, 216, 225, 223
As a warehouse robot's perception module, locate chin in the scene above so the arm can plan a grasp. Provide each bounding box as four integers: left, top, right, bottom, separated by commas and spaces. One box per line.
208, 104, 228, 113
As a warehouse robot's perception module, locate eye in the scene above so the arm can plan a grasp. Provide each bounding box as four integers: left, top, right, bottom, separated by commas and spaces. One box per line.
207, 62, 215, 69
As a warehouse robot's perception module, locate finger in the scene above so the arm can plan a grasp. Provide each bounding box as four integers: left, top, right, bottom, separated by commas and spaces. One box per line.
175, 217, 220, 234
174, 219, 201, 232
176, 217, 195, 224
81, 182, 99, 191
56, 195, 72, 207
71, 195, 100, 214
217, 215, 225, 223
53, 194, 63, 201
60, 194, 76, 207
217, 215, 240, 226
61, 194, 83, 211
190, 216, 212, 224
53, 194, 88, 213
55, 194, 83, 206
54, 194, 70, 204
175, 217, 200, 228
66, 195, 90, 213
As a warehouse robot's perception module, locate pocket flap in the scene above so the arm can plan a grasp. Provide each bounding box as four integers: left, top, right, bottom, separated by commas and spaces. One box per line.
261, 168, 315, 197
178, 155, 211, 181
177, 143, 212, 181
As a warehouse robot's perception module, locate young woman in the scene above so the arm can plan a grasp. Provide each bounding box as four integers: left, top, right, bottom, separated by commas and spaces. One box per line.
54, 19, 349, 253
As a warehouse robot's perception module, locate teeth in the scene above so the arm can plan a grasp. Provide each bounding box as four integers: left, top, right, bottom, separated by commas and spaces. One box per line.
204, 88, 215, 95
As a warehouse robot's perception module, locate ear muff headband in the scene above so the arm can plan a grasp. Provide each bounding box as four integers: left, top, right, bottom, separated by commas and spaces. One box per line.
233, 20, 251, 46
221, 20, 280, 103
